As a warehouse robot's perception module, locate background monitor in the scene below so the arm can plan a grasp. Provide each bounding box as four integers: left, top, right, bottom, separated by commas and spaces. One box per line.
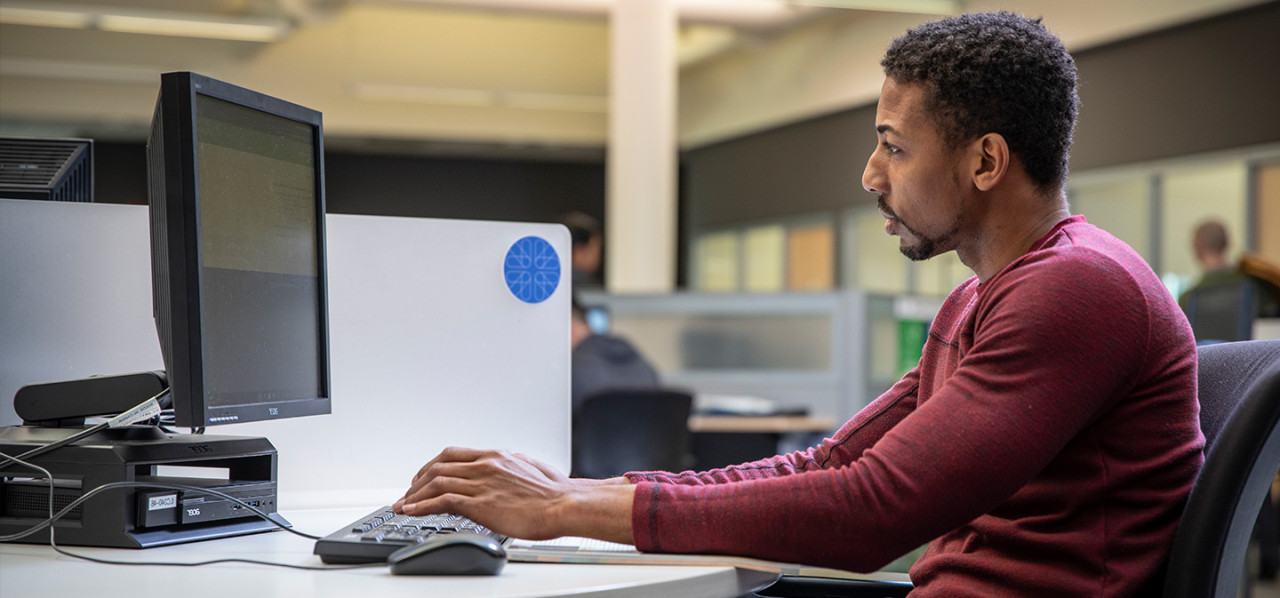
147, 71, 331, 428
585, 305, 610, 334
0, 136, 93, 203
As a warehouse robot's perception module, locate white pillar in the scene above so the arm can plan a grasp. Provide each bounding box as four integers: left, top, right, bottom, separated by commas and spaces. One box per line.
607, 0, 677, 294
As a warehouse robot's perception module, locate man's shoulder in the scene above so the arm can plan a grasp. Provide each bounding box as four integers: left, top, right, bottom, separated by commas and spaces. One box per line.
1013, 219, 1161, 293
574, 334, 653, 367
977, 231, 1162, 335
1000, 241, 1144, 297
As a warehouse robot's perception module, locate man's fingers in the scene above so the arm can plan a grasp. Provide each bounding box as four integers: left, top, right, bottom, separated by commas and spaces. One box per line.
397, 447, 533, 516
402, 492, 468, 517
439, 446, 494, 462
411, 447, 492, 484
403, 467, 485, 508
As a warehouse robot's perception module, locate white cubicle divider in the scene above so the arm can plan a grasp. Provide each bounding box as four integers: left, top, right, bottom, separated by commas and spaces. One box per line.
0, 200, 164, 423
0, 198, 571, 509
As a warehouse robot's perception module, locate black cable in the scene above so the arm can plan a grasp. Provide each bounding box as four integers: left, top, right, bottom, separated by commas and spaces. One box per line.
49, 546, 380, 571
0, 422, 108, 471
0, 478, 323, 542
0, 451, 57, 540
0, 451, 379, 571
0, 388, 172, 472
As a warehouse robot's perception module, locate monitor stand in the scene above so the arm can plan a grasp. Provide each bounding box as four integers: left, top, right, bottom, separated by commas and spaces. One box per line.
0, 374, 289, 548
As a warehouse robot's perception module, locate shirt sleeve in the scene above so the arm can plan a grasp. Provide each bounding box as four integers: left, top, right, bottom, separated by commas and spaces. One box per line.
629, 251, 1154, 572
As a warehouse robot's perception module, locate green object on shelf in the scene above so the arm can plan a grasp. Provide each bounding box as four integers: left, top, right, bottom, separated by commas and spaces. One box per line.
897, 319, 928, 376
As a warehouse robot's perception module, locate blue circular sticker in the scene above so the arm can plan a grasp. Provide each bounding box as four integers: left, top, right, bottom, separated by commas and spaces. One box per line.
504, 236, 561, 304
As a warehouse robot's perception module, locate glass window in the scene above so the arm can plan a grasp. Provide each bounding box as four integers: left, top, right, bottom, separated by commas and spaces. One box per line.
1256, 160, 1280, 267
787, 222, 834, 291
844, 206, 908, 294
694, 230, 741, 292
914, 251, 970, 297
1160, 161, 1248, 297
1070, 176, 1152, 262
610, 312, 833, 373
743, 224, 785, 292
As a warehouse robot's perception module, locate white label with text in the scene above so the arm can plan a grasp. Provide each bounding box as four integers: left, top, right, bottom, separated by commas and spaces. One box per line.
148, 494, 178, 511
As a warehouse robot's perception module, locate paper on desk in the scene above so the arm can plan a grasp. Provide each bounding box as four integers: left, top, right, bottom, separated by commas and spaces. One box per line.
506, 536, 911, 583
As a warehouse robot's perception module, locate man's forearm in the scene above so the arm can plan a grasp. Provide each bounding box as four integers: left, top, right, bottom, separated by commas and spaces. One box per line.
558, 480, 637, 545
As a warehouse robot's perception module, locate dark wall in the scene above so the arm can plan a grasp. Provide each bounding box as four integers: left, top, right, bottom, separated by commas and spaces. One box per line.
94, 141, 148, 205
682, 107, 878, 233
92, 143, 606, 225
684, 1, 1280, 230
323, 152, 604, 224
1070, 1, 1280, 171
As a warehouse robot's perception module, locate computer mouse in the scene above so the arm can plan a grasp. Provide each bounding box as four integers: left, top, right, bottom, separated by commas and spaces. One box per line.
386, 532, 507, 576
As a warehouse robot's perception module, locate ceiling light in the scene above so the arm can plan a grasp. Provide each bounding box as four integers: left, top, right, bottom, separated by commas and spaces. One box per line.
97, 14, 290, 42
0, 5, 93, 29
0, 2, 292, 43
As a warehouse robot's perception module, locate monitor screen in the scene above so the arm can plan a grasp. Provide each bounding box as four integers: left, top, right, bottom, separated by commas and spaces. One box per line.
147, 71, 331, 428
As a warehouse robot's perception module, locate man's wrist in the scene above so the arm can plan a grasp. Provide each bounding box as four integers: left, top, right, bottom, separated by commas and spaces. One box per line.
559, 482, 636, 545
574, 475, 632, 486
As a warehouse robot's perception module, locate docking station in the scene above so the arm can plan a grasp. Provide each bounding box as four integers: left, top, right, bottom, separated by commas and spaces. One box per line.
0, 424, 288, 548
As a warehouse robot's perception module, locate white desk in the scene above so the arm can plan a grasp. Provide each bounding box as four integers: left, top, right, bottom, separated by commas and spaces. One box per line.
0, 506, 779, 598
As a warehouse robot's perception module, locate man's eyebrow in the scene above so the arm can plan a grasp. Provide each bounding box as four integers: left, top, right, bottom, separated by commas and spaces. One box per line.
876, 124, 896, 135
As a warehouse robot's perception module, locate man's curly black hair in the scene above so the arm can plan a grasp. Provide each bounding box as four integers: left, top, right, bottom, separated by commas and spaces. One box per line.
881, 11, 1079, 193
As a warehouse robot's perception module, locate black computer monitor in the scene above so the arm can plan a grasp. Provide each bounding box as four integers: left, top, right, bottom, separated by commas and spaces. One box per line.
147, 71, 331, 428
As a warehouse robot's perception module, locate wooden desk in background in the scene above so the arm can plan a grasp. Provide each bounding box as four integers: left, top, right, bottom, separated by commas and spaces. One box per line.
686, 415, 837, 471
689, 415, 836, 434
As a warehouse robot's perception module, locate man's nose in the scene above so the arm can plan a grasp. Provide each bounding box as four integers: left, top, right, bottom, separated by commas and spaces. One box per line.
862, 152, 883, 195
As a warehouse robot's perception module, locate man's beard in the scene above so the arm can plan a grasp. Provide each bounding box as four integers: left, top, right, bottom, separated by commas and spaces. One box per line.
878, 195, 957, 262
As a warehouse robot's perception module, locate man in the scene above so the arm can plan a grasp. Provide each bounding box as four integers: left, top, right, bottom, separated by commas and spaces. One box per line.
570, 300, 659, 413
1178, 220, 1280, 334
394, 12, 1203, 596
1189, 220, 1232, 277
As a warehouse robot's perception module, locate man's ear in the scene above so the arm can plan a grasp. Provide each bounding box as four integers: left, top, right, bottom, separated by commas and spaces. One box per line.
970, 133, 1009, 192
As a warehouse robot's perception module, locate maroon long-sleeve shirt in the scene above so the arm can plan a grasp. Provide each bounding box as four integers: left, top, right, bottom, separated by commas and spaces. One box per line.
627, 215, 1203, 597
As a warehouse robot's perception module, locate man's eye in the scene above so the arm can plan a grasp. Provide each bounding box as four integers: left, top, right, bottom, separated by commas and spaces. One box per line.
883, 143, 901, 155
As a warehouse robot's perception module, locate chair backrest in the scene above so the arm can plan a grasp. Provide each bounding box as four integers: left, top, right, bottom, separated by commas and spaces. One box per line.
571, 388, 693, 479
1183, 278, 1256, 343
1164, 339, 1280, 598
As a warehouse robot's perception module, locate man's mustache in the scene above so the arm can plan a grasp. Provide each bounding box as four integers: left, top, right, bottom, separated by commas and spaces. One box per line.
877, 195, 897, 220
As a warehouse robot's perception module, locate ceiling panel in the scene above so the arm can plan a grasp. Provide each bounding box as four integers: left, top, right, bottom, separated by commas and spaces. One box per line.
0, 0, 1270, 157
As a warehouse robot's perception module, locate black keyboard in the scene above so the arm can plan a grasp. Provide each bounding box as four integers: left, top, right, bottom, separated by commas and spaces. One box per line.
313, 506, 509, 565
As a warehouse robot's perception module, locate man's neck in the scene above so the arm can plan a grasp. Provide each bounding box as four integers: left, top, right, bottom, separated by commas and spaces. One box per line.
1200, 255, 1228, 271
957, 190, 1071, 283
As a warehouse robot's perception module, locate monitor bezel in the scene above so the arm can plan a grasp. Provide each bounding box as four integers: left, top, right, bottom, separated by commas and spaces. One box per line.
147, 71, 332, 428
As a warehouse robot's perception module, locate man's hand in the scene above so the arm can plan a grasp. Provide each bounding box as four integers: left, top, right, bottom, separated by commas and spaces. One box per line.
393, 447, 635, 544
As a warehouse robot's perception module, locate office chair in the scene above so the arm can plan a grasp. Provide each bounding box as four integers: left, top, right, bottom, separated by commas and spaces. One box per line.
570, 388, 694, 479
1183, 277, 1257, 342
1164, 339, 1280, 598
758, 340, 1280, 598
